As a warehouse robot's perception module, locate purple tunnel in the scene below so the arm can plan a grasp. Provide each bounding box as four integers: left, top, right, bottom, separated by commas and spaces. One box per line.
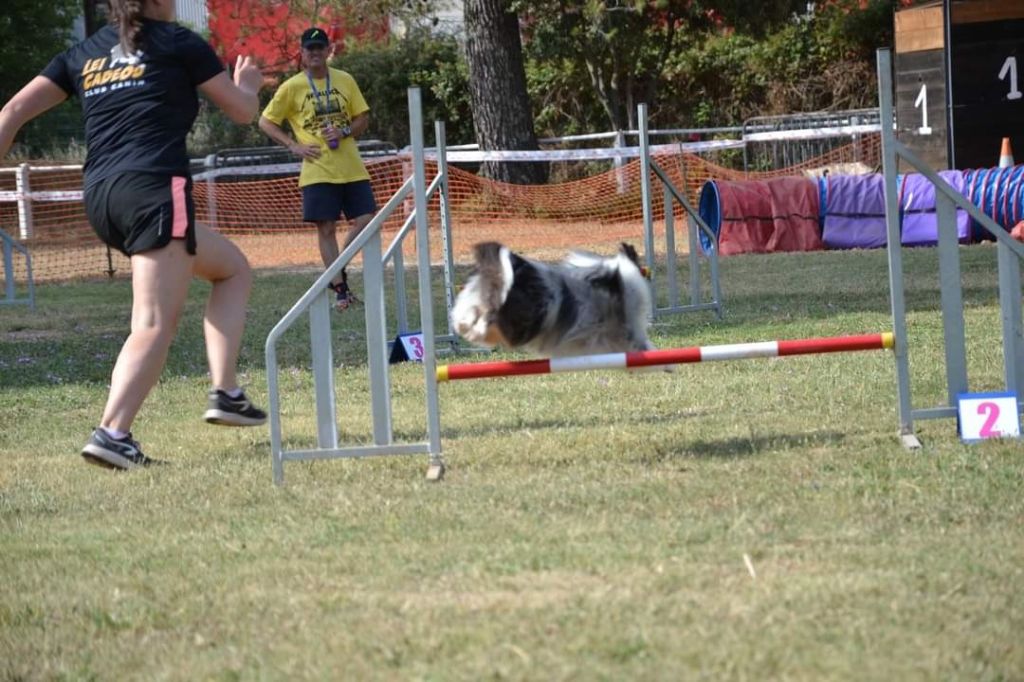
820, 174, 888, 249
898, 170, 971, 246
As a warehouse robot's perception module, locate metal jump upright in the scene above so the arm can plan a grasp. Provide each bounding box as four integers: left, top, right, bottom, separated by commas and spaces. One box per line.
636, 103, 723, 321
878, 48, 1024, 447
381, 119, 462, 352
1, 227, 35, 310
264, 88, 444, 484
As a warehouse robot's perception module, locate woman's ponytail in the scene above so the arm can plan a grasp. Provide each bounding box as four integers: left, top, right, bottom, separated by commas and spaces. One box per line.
108, 0, 145, 55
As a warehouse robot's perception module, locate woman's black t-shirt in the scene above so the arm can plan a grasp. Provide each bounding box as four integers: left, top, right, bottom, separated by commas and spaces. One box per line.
41, 20, 224, 187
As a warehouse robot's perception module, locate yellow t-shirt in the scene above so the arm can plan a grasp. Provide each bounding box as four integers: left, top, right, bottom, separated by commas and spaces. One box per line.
261, 67, 370, 187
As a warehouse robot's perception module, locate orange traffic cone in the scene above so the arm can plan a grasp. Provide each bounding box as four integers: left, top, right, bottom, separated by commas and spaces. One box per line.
999, 137, 1015, 168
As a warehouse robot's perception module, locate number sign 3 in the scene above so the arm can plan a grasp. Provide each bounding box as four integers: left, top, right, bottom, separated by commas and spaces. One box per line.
399, 332, 426, 362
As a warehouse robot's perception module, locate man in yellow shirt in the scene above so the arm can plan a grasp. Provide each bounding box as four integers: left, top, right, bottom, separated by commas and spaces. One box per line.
258, 27, 374, 310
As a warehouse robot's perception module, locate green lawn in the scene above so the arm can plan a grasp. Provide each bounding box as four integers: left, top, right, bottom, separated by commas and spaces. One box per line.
1, 245, 1022, 680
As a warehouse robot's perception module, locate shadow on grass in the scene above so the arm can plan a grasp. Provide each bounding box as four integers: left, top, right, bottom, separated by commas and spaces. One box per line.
426, 408, 717, 442
271, 410, 717, 455
268, 428, 850, 476
680, 429, 848, 460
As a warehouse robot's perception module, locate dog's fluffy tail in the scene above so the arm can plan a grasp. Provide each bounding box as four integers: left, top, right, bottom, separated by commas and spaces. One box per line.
564, 243, 644, 282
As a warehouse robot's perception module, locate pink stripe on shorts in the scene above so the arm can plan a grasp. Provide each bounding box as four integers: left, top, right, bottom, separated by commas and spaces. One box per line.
171, 176, 188, 238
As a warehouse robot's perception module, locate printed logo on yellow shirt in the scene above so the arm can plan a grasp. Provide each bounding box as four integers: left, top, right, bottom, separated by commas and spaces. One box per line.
302, 88, 351, 138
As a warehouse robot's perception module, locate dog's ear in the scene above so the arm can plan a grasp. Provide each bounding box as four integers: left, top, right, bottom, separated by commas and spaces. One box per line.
473, 241, 505, 265
619, 242, 641, 266
471, 242, 513, 311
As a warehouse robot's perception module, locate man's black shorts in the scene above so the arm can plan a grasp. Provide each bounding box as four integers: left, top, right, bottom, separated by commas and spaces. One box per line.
302, 180, 378, 223
84, 172, 197, 256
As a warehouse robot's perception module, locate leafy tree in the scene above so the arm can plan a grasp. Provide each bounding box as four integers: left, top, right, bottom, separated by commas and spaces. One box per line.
710, 0, 812, 36
0, 0, 80, 103
0, 0, 83, 155
522, 0, 902, 133
521, 1, 711, 133
340, 29, 473, 147
750, 0, 896, 114
207, 0, 437, 73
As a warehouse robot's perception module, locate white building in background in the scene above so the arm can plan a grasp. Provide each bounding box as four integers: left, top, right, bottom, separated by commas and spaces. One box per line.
430, 0, 464, 35
72, 0, 208, 40
175, 0, 210, 33
391, 0, 465, 39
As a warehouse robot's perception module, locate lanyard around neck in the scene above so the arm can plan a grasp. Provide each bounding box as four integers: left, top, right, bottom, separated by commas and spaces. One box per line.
305, 70, 331, 111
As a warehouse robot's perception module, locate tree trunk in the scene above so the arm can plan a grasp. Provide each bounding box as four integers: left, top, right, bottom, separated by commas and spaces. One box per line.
464, 0, 547, 184
82, 0, 104, 36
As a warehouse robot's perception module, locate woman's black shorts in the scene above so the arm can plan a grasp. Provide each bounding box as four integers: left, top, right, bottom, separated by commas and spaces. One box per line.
84, 172, 197, 256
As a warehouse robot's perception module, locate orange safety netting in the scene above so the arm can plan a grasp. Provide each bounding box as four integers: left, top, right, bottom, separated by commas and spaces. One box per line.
1, 135, 879, 283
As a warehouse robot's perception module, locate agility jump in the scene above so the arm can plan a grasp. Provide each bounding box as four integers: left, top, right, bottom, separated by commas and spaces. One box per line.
436, 332, 894, 382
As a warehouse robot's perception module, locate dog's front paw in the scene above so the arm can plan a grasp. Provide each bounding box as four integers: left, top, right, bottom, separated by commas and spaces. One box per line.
452, 304, 494, 347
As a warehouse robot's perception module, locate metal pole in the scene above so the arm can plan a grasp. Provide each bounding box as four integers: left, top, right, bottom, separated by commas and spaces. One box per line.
997, 240, 1024, 396
663, 183, 678, 309
935, 191, 968, 405
436, 120, 457, 339
637, 103, 656, 317
409, 88, 445, 480
15, 163, 33, 239
309, 290, 338, 448
364, 228, 393, 445
878, 48, 920, 447
3, 238, 13, 303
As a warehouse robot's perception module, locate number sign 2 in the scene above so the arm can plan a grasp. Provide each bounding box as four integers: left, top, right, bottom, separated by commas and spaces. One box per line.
956, 392, 1021, 443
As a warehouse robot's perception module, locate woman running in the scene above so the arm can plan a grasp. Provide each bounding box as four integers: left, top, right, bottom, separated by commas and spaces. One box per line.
0, 0, 269, 470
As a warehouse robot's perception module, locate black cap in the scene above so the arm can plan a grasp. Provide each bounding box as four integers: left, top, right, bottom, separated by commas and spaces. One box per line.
301, 27, 329, 49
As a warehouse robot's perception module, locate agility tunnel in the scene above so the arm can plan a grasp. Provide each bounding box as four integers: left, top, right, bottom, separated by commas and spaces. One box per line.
897, 170, 971, 246
819, 170, 970, 248
436, 332, 894, 382
819, 172, 888, 249
696, 177, 822, 255
697, 166, 1020, 254
964, 165, 1024, 238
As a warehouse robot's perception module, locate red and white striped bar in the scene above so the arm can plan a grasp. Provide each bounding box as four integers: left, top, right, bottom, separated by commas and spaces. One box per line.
436, 332, 894, 382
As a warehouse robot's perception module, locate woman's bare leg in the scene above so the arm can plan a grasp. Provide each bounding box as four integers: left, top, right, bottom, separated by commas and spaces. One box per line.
190, 223, 252, 391
99, 240, 193, 432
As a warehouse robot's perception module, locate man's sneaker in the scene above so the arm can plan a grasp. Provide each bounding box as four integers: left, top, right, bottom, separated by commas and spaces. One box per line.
330, 269, 360, 311
204, 389, 267, 426
81, 429, 164, 470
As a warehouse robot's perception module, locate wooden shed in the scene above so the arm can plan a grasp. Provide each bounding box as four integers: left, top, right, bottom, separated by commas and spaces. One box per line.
894, 0, 1024, 170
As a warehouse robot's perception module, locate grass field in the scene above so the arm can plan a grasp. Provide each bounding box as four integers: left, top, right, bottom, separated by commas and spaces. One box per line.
1, 244, 1022, 680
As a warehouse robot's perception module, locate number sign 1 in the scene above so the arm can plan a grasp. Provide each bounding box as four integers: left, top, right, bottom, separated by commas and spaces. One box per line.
914, 83, 933, 135
999, 56, 1022, 101
956, 392, 1021, 443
